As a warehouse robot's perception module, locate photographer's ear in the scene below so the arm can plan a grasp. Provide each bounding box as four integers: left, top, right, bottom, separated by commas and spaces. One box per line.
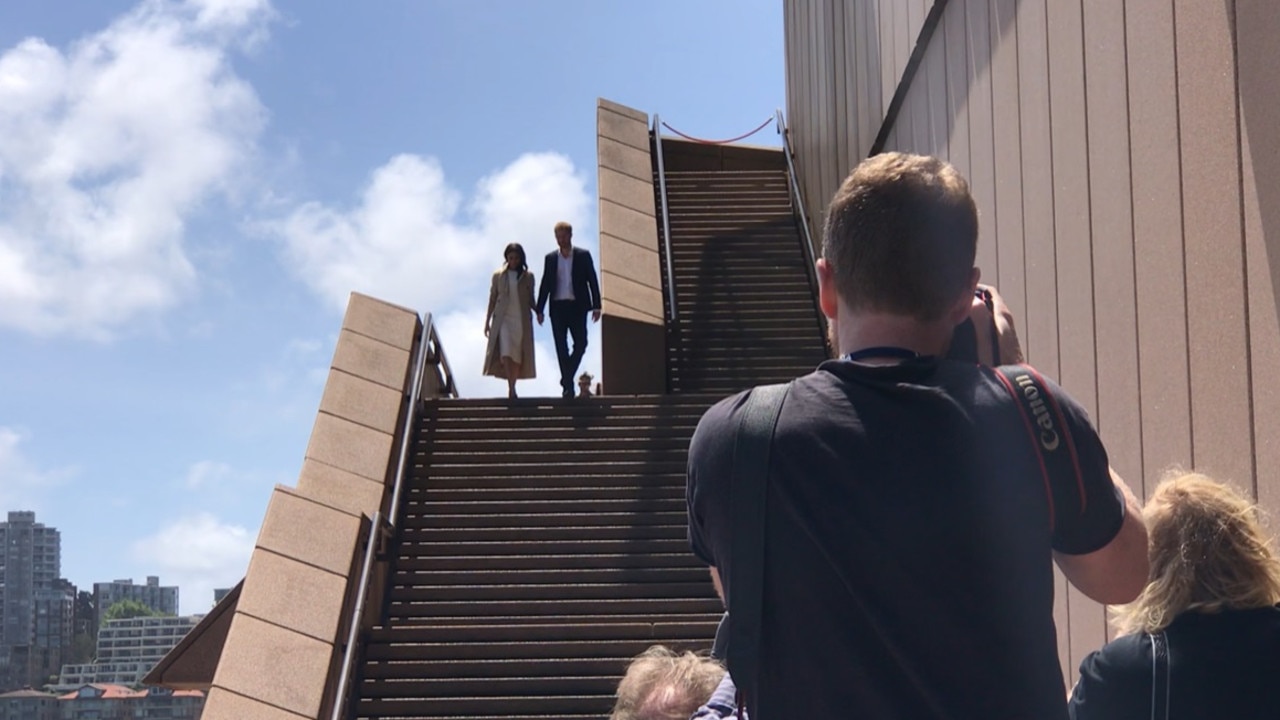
816, 258, 839, 320
947, 267, 982, 326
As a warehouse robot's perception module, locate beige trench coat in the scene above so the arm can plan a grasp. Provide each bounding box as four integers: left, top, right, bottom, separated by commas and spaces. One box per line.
483, 268, 537, 379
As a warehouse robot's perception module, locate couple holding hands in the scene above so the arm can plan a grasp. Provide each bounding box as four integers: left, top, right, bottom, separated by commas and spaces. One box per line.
483, 221, 601, 399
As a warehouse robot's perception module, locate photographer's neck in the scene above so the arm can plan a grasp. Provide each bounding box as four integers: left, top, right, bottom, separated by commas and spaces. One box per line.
835, 311, 954, 363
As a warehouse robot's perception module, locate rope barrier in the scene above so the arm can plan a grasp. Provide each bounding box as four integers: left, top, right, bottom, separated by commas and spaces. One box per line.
659, 116, 774, 145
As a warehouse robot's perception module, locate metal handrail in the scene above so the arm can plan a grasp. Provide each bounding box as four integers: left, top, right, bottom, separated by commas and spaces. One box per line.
775, 109, 829, 341
652, 114, 678, 321
328, 311, 438, 720
422, 313, 458, 401
328, 510, 380, 720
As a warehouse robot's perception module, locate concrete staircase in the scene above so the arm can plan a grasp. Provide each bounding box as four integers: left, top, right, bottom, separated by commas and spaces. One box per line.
355, 395, 724, 720
657, 144, 830, 394
351, 141, 827, 720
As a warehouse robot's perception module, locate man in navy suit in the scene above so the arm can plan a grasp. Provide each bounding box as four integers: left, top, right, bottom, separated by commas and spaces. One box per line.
536, 221, 602, 398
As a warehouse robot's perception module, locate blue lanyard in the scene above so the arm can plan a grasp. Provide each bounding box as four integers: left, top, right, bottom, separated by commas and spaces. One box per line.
844, 346, 920, 363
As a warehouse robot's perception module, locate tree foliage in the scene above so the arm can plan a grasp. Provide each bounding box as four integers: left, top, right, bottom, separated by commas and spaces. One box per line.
102, 599, 165, 621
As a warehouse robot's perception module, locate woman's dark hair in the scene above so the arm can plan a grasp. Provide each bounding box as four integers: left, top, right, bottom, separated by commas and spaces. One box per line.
503, 243, 528, 277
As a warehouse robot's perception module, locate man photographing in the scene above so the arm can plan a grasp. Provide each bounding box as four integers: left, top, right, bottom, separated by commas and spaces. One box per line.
686, 153, 1148, 719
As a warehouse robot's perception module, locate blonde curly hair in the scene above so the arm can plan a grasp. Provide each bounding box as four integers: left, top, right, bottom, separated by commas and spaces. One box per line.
610, 645, 725, 720
1112, 471, 1280, 635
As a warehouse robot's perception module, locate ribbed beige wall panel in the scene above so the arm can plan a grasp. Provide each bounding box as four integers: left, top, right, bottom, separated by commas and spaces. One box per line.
784, 0, 1280, 693
1127, 0, 1192, 494
921, 10, 949, 158
1239, 0, 1280, 517
853, 1, 879, 160
989, 0, 1026, 342
1015, 0, 1059, 377
1175, 0, 1254, 491
1082, 0, 1142, 542
1047, 0, 1107, 684
878, 0, 898, 115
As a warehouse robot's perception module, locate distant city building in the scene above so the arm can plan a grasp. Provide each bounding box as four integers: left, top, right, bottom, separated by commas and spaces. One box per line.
57, 684, 203, 720
0, 512, 73, 691
55, 615, 200, 689
0, 687, 58, 720
93, 577, 178, 627
212, 588, 233, 605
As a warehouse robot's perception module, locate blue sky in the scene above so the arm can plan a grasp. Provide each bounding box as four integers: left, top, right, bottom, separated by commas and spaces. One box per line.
0, 0, 785, 614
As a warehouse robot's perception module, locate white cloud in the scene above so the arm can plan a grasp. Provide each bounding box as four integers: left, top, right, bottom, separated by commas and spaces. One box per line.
132, 512, 252, 614
0, 427, 76, 513
276, 151, 601, 398
184, 459, 232, 490
0, 0, 272, 339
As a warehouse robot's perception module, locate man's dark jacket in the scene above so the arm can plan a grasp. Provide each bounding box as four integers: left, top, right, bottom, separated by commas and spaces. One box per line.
536, 247, 601, 315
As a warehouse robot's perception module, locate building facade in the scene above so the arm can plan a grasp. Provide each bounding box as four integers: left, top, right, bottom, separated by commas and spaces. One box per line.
0, 688, 58, 720
783, 0, 1280, 687
58, 684, 204, 720
94, 578, 179, 629
57, 615, 200, 689
0, 512, 72, 691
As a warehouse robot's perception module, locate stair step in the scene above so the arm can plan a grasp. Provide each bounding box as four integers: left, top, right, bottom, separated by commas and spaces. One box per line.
403, 498, 686, 515
356, 694, 612, 718
404, 486, 683, 503
394, 527, 691, 543
394, 550, 706, 568
385, 597, 724, 619
368, 620, 717, 644
399, 511, 686, 529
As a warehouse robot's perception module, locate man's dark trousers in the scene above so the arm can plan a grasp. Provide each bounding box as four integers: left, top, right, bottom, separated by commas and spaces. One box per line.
549, 299, 587, 395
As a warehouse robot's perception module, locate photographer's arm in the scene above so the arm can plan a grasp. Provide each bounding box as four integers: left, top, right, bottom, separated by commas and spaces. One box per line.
709, 566, 725, 604
1053, 468, 1148, 605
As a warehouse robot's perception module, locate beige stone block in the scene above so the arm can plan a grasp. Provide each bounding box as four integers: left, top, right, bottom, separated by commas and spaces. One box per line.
296, 459, 385, 519
598, 107, 650, 152
331, 329, 412, 392
237, 549, 347, 645
212, 613, 332, 719
305, 412, 394, 484
598, 97, 647, 124
257, 486, 361, 576
599, 166, 655, 216
318, 369, 403, 435
600, 236, 661, 291
600, 200, 659, 252
598, 137, 653, 182
341, 292, 420, 350
202, 687, 309, 720
604, 298, 663, 326
601, 270, 664, 322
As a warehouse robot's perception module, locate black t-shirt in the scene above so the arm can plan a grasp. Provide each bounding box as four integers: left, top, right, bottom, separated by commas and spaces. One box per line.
687, 357, 1126, 720
1069, 605, 1280, 720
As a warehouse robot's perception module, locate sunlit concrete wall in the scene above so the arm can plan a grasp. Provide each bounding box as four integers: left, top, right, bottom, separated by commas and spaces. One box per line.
201, 292, 422, 719
786, 0, 1280, 688
597, 98, 666, 394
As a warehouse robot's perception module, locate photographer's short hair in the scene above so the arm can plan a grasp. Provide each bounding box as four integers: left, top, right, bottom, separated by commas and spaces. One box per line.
554, 220, 573, 234
823, 152, 978, 321
611, 645, 725, 720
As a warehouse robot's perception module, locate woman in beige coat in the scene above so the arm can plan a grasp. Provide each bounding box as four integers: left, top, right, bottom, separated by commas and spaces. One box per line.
483, 243, 537, 398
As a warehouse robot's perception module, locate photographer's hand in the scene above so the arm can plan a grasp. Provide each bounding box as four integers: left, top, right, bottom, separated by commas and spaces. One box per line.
973, 284, 1024, 365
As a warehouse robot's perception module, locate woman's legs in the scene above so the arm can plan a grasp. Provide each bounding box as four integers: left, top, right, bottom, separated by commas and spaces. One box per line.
501, 356, 521, 398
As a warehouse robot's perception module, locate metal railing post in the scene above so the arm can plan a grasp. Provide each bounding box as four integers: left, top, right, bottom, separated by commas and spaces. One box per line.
653, 114, 678, 321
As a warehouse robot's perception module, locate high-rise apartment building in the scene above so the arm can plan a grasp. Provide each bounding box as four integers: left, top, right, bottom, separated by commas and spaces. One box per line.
93, 577, 179, 628
0, 512, 72, 691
